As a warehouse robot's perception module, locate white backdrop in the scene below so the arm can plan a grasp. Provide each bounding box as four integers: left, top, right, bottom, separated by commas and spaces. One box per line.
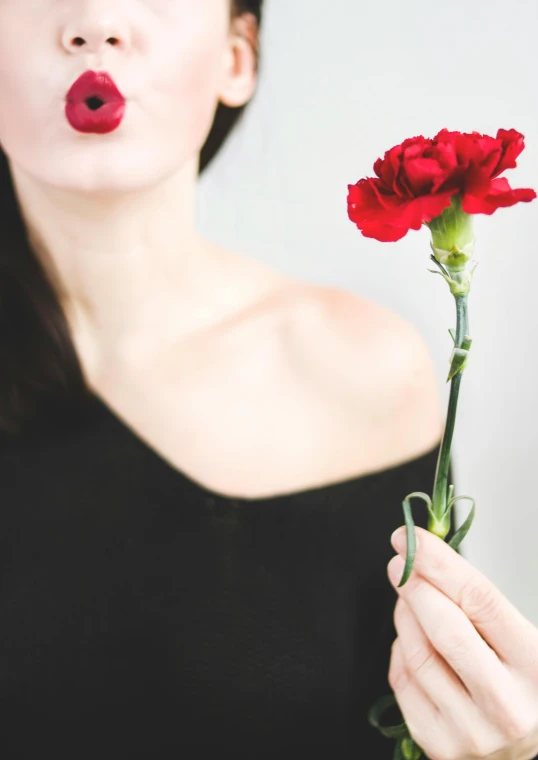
197, 0, 538, 625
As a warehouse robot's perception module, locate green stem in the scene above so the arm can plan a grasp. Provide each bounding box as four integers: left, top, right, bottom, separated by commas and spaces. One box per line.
429, 292, 469, 537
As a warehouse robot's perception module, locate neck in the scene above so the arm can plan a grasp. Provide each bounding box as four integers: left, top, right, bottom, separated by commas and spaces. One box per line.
9, 155, 231, 371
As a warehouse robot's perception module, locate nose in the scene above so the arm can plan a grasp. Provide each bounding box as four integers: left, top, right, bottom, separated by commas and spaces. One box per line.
61, 17, 130, 56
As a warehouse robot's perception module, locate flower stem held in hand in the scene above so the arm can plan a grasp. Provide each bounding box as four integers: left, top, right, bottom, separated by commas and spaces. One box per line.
346, 127, 536, 760
430, 290, 469, 533
395, 249, 477, 591
368, 263, 477, 760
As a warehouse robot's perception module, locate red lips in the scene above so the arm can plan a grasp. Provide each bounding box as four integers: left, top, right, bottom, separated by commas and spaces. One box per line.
66, 70, 125, 105
65, 70, 126, 134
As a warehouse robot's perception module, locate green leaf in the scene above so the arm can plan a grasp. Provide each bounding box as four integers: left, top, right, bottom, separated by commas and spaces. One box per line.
367, 694, 409, 739
368, 695, 425, 760
461, 335, 472, 351
396, 494, 431, 587
401, 737, 423, 760
446, 496, 476, 553
446, 347, 469, 381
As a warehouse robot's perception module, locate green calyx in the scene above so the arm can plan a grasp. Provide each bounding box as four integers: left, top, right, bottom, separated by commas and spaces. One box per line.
425, 193, 476, 271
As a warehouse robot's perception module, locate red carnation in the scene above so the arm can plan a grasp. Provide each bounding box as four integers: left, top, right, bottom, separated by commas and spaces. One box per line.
347, 128, 536, 243
359, 127, 537, 760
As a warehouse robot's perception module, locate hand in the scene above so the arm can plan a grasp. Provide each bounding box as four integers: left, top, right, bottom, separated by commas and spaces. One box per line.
386, 525, 538, 760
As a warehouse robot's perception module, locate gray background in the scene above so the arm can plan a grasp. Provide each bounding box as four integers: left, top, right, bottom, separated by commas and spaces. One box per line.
197, 0, 538, 624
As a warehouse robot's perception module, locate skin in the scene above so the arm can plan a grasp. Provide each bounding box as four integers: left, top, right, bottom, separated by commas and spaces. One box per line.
387, 526, 538, 760
0, 0, 265, 379
0, 0, 445, 496
6, 5, 536, 758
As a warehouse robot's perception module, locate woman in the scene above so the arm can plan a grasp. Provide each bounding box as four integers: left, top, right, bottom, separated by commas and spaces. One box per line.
2, 2, 537, 759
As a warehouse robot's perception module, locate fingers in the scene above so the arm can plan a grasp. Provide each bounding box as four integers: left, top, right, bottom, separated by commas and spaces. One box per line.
388, 636, 458, 760
391, 526, 538, 670
393, 598, 505, 751
394, 597, 474, 712
388, 553, 522, 726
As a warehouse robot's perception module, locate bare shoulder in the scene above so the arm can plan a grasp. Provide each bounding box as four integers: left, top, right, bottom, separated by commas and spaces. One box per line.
285, 284, 445, 461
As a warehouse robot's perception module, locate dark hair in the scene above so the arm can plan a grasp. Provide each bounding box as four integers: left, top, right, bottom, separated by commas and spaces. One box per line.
0, 0, 264, 437
201, 0, 263, 174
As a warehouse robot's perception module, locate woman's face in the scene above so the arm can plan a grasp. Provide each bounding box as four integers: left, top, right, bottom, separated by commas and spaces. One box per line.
0, 0, 244, 193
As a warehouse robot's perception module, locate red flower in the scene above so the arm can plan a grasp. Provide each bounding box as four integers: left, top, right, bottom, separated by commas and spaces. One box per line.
347, 128, 536, 243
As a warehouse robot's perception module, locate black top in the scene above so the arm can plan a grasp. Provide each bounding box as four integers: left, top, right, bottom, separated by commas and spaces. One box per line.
0, 393, 458, 759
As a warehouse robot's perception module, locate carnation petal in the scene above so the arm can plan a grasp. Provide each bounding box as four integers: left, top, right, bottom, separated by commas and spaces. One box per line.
461, 177, 537, 215
418, 191, 458, 223
368, 180, 410, 213
356, 220, 410, 242
402, 157, 447, 195
347, 180, 382, 220
392, 197, 428, 230
347, 179, 407, 227
493, 128, 526, 175
373, 157, 386, 180
463, 164, 494, 196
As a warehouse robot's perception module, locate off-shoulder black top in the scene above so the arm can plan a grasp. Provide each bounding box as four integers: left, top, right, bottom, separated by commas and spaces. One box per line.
0, 393, 458, 759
